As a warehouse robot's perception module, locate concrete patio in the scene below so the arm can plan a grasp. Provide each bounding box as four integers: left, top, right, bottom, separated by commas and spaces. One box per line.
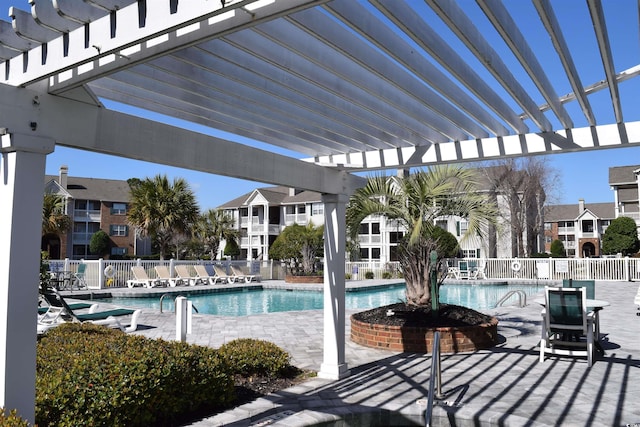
68, 280, 640, 426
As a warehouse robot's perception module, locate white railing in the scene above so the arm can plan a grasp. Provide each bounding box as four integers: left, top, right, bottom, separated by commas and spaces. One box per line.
46, 257, 640, 290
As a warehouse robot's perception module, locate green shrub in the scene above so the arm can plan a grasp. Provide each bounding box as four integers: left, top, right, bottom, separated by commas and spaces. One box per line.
36, 323, 234, 427
365, 271, 375, 279
345, 273, 352, 280
218, 338, 291, 378
0, 408, 29, 427
381, 272, 392, 279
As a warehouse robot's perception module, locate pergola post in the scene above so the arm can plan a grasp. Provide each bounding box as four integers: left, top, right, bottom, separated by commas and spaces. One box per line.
0, 133, 54, 422
318, 193, 350, 380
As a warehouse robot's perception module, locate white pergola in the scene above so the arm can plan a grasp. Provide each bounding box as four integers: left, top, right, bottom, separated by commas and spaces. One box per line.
1, 0, 639, 421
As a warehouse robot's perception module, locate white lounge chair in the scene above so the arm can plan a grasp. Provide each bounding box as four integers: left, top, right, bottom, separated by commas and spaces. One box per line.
154, 265, 183, 287
127, 266, 161, 288
230, 265, 258, 283
193, 264, 225, 285
212, 265, 237, 284
175, 265, 201, 286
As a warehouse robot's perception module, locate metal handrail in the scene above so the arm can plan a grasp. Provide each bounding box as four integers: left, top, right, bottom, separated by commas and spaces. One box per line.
495, 290, 527, 308
159, 293, 199, 313
425, 331, 443, 427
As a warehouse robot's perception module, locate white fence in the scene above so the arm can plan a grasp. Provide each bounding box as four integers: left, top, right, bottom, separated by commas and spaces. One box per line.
46, 257, 640, 290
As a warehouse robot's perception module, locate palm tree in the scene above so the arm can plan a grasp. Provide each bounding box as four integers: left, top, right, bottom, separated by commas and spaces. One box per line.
346, 165, 498, 306
41, 193, 71, 258
196, 208, 238, 260
42, 193, 71, 236
127, 175, 200, 259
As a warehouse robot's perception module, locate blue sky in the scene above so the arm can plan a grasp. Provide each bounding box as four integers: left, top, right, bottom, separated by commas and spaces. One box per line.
3, 0, 640, 210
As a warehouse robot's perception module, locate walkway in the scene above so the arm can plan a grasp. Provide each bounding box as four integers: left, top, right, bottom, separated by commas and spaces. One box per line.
68, 280, 640, 426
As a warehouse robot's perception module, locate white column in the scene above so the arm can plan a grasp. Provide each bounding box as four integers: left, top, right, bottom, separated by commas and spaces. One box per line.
0, 133, 54, 423
318, 193, 350, 380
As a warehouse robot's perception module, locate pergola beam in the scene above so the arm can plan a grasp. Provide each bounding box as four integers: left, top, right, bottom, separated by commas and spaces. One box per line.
0, 83, 365, 195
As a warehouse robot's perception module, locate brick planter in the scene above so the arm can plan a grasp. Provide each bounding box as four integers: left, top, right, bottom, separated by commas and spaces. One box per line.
350, 315, 499, 353
284, 275, 324, 284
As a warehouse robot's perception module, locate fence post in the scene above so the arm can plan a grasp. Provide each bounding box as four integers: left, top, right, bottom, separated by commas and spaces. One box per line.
169, 258, 176, 276
625, 257, 630, 281
98, 258, 105, 289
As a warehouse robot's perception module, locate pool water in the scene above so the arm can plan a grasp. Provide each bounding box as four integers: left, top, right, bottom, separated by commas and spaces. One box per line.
96, 283, 543, 316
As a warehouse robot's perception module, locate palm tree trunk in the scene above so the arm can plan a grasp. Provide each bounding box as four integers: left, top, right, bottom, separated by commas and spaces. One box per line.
399, 238, 436, 306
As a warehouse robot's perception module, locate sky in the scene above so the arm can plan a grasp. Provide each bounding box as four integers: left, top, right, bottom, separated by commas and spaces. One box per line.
3, 0, 640, 210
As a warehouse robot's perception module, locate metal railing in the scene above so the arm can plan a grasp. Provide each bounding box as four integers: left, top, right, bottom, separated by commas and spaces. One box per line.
425, 331, 443, 427
495, 290, 528, 308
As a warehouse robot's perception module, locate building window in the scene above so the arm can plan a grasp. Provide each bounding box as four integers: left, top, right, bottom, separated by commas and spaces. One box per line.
456, 221, 468, 236
298, 204, 306, 214
240, 208, 249, 217
545, 236, 553, 243
461, 249, 478, 258
111, 202, 127, 215
582, 220, 594, 233
358, 223, 369, 234
72, 245, 87, 258
312, 203, 323, 215
286, 205, 295, 215
390, 232, 403, 243
371, 248, 381, 260
359, 248, 369, 260
111, 247, 127, 256
436, 220, 448, 230
371, 222, 380, 234
544, 223, 552, 230
110, 224, 128, 236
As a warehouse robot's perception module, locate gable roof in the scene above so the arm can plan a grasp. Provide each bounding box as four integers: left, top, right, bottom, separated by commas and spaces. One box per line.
45, 175, 132, 203
218, 185, 322, 209
544, 202, 615, 222
609, 165, 640, 186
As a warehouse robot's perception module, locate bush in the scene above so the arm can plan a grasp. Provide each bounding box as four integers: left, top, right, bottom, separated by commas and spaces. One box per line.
381, 272, 392, 279
365, 271, 374, 279
0, 408, 29, 427
218, 338, 291, 378
36, 323, 234, 427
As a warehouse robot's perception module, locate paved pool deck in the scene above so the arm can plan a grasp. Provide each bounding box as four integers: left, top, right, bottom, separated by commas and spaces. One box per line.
63, 279, 640, 426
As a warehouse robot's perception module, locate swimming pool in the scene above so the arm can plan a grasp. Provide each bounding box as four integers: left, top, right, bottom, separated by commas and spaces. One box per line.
95, 283, 544, 316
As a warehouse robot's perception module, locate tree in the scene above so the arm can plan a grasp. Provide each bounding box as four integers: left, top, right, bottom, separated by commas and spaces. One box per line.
89, 230, 111, 257
483, 158, 559, 257
346, 165, 498, 306
430, 227, 460, 258
42, 193, 71, 236
550, 239, 565, 257
196, 209, 238, 260
269, 223, 324, 275
602, 216, 640, 256
224, 238, 241, 260
127, 175, 200, 260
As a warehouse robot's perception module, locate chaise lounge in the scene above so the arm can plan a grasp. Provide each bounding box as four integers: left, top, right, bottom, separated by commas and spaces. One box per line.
38, 291, 141, 334
127, 266, 161, 288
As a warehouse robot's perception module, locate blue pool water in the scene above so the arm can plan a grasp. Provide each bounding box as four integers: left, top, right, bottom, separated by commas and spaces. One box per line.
96, 283, 544, 316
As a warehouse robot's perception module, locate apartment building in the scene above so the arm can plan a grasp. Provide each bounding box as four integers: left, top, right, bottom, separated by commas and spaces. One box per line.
609, 164, 640, 221
43, 166, 148, 260
217, 168, 536, 261
543, 199, 615, 258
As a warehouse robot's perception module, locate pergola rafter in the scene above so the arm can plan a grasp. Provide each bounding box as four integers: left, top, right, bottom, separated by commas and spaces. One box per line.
1, 0, 640, 421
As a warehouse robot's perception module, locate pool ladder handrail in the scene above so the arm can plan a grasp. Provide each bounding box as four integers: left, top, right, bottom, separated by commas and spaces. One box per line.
159, 293, 199, 314
495, 290, 527, 308
425, 331, 444, 427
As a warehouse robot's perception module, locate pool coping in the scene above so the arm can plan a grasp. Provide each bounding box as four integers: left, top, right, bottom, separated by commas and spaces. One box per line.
59, 278, 561, 300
